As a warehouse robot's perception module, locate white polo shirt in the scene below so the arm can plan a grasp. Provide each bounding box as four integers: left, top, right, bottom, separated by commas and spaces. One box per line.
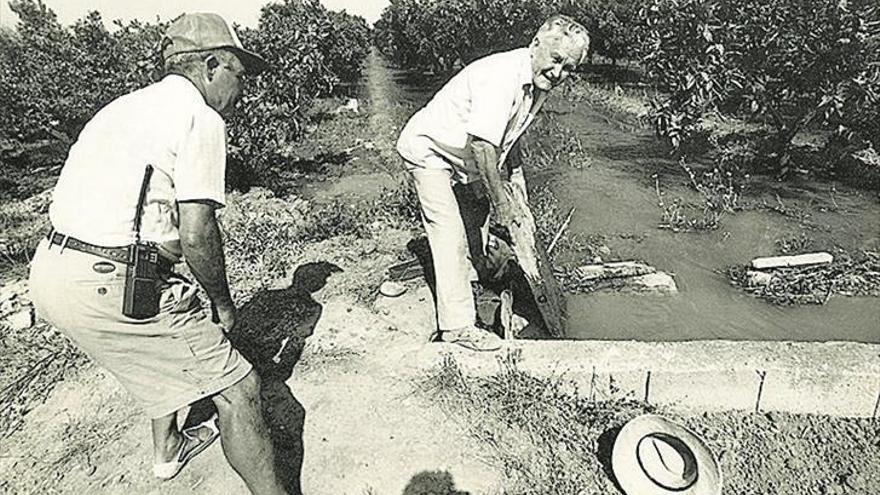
396, 47, 547, 183
49, 75, 227, 257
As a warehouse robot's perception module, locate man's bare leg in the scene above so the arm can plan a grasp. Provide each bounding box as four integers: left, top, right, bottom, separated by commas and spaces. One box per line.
151, 413, 183, 464
213, 370, 288, 495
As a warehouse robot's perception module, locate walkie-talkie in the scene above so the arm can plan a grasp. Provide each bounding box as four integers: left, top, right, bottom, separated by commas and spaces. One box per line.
122, 165, 162, 319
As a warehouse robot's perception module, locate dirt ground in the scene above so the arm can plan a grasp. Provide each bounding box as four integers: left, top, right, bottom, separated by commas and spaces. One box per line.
1, 52, 878, 494
0, 279, 506, 494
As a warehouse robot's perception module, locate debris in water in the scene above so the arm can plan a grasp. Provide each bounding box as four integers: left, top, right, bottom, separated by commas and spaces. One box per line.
729, 250, 880, 305
751, 252, 833, 270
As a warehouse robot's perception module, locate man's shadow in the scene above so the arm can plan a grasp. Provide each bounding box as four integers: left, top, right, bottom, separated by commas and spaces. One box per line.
186, 261, 342, 495
402, 470, 469, 495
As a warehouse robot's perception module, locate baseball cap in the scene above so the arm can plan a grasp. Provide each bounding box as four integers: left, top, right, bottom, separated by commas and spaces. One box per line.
163, 13, 268, 74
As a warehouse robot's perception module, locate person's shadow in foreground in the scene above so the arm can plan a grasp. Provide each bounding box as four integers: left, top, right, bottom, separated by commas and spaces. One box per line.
186, 261, 343, 495
402, 470, 469, 495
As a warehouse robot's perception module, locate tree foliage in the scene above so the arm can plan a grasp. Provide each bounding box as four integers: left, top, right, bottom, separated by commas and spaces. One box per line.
642, 0, 880, 166
0, 1, 165, 145
373, 0, 645, 72
0, 0, 371, 186
374, 0, 878, 173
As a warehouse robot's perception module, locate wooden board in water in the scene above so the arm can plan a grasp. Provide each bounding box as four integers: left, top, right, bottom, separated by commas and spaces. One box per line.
504, 184, 567, 337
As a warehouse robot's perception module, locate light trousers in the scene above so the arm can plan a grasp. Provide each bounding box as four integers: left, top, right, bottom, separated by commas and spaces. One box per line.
410, 168, 491, 331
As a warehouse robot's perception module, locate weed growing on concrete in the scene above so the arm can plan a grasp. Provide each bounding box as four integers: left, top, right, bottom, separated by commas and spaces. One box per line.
679, 159, 746, 215
775, 232, 816, 255
530, 186, 603, 263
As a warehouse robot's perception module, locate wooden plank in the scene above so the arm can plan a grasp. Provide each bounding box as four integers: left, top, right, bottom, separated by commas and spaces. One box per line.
751, 252, 833, 270
504, 184, 567, 338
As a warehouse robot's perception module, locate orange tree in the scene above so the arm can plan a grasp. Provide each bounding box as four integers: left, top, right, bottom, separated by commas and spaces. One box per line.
373, 0, 646, 71
642, 0, 880, 171
0, 0, 371, 191
374, 0, 554, 72
0, 1, 164, 148
555, 0, 646, 65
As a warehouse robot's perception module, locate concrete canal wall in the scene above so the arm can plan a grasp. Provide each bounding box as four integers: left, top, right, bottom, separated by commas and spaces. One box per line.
418, 339, 880, 418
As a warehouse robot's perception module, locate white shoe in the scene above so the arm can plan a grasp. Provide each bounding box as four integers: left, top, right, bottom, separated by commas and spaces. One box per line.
439, 326, 503, 352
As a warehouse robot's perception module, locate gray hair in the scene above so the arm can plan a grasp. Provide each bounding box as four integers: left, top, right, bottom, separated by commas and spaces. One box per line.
535, 14, 591, 65
163, 48, 240, 77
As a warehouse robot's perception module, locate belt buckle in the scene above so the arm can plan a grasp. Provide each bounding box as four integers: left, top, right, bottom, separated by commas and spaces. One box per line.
47, 229, 71, 252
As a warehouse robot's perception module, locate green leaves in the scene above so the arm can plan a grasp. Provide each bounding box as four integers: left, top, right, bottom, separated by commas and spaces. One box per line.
228, 0, 370, 188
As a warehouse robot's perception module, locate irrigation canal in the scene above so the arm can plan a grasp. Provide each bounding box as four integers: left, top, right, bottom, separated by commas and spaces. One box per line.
312, 51, 880, 344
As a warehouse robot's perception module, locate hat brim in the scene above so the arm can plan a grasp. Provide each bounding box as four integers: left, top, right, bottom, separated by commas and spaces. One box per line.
611, 414, 722, 495
229, 47, 268, 75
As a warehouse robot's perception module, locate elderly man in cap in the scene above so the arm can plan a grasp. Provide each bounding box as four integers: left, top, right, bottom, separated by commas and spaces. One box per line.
28, 13, 288, 494
397, 15, 589, 351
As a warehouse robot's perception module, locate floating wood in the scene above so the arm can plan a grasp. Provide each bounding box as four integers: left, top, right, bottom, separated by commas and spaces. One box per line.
503, 184, 567, 337
576, 261, 656, 281
751, 252, 833, 270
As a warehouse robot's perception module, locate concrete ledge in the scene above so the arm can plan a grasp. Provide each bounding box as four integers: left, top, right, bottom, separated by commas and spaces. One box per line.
415, 340, 880, 418
372, 286, 880, 418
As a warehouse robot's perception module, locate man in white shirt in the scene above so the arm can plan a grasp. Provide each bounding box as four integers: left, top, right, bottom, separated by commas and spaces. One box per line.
28, 13, 288, 494
397, 15, 589, 351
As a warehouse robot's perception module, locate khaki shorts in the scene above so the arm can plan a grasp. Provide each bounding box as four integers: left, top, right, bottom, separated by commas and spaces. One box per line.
28, 239, 252, 419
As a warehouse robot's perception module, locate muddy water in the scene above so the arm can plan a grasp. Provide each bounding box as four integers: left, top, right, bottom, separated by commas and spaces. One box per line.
350, 53, 880, 343
556, 164, 880, 342
542, 103, 880, 343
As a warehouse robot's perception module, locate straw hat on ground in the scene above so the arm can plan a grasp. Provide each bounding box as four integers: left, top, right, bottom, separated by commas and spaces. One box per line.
611, 414, 722, 495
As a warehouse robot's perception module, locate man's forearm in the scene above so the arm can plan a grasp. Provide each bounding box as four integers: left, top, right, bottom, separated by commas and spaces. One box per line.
179, 209, 234, 310
470, 137, 507, 208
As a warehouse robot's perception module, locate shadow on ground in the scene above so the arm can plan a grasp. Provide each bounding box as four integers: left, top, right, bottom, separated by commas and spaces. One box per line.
186, 261, 342, 495
402, 470, 469, 495
597, 426, 626, 495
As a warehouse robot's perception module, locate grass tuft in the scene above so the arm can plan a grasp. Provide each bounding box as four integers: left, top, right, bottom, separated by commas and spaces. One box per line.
420, 351, 653, 494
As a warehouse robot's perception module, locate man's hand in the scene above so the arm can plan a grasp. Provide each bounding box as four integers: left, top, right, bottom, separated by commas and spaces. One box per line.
212, 303, 237, 333
495, 199, 520, 229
